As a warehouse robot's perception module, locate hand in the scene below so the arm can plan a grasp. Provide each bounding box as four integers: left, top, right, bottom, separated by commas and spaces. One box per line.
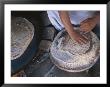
69, 30, 88, 44
80, 17, 97, 33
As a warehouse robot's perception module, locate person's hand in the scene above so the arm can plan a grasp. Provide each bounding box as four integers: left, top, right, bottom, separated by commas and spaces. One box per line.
69, 30, 88, 44
80, 17, 97, 33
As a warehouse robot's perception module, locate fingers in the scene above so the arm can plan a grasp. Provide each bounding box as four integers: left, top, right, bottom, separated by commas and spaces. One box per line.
70, 30, 89, 45
76, 39, 83, 45
82, 34, 89, 40
79, 37, 87, 44
80, 25, 88, 32
80, 27, 90, 33
81, 18, 92, 24
77, 36, 88, 45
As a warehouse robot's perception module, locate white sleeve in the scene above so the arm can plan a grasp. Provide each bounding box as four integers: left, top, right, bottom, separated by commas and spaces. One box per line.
47, 11, 64, 30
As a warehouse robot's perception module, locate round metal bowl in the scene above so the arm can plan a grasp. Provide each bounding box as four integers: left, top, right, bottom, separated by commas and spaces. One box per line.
50, 29, 100, 72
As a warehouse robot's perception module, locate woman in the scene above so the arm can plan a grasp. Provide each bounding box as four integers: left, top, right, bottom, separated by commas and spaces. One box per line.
47, 11, 100, 44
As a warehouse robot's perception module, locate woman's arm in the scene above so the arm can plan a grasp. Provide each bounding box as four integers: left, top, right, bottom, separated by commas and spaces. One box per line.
58, 11, 88, 44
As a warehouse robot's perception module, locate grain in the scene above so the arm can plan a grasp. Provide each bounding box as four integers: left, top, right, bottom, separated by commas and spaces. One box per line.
11, 17, 34, 60
51, 29, 100, 72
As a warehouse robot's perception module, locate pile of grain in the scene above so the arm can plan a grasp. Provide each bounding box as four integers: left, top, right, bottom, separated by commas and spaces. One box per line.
50, 29, 100, 72
58, 32, 92, 55
11, 17, 34, 60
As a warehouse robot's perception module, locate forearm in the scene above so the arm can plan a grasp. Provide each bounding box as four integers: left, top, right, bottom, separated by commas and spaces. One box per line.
93, 12, 100, 24
90, 12, 100, 31
58, 11, 88, 44
58, 11, 75, 35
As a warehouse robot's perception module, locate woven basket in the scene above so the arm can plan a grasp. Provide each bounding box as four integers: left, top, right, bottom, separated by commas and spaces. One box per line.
11, 17, 34, 60
50, 29, 100, 72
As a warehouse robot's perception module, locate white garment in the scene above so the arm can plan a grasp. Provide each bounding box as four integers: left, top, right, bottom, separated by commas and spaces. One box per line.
47, 11, 96, 30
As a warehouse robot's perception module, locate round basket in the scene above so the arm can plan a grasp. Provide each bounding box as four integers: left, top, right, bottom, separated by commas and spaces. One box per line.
50, 29, 100, 72
11, 17, 34, 60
